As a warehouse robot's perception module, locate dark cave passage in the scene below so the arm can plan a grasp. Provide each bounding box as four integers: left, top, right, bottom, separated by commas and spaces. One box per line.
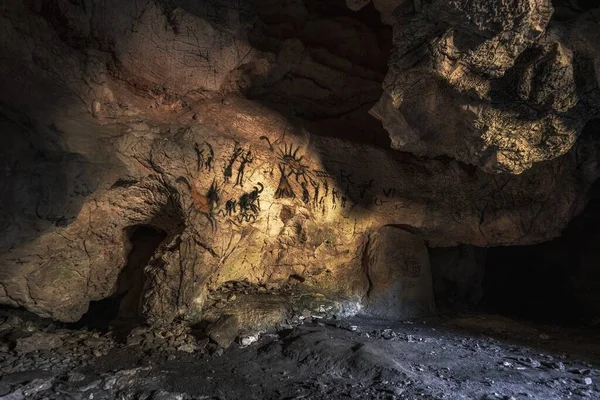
432, 179, 600, 326
482, 244, 581, 324
71, 225, 167, 332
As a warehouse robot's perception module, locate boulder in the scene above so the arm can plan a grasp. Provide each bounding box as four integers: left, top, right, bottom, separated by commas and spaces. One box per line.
364, 227, 435, 318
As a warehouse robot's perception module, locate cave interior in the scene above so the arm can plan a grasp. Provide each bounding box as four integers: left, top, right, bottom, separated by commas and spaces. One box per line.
1, 0, 600, 399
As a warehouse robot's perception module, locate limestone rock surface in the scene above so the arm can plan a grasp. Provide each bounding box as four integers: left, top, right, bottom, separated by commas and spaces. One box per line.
371, 0, 600, 174
364, 227, 435, 318
0, 0, 599, 324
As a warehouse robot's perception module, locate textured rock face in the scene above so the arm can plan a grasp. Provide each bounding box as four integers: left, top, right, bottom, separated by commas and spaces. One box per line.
0, 1, 599, 324
371, 0, 600, 174
364, 227, 435, 318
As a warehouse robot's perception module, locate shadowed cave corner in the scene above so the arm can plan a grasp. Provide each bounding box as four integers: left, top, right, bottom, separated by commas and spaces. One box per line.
69, 225, 168, 333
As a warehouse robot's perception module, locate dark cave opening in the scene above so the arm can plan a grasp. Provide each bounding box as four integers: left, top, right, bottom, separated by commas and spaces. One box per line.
482, 244, 582, 324
432, 179, 600, 326
551, 0, 600, 21
71, 225, 167, 332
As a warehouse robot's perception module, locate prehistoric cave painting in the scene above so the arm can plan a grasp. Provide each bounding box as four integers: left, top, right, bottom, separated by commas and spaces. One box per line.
217, 183, 264, 223
274, 143, 313, 200
193, 141, 215, 172
259, 136, 274, 152
374, 197, 389, 206
275, 165, 296, 199
223, 142, 243, 183
301, 182, 310, 204
235, 150, 253, 188
319, 197, 326, 215
331, 188, 339, 209
218, 199, 237, 217
310, 179, 320, 206
383, 187, 396, 198
278, 144, 311, 183
358, 179, 374, 198
341, 184, 352, 209
237, 183, 264, 223
339, 170, 355, 185
180, 176, 221, 232
314, 170, 336, 179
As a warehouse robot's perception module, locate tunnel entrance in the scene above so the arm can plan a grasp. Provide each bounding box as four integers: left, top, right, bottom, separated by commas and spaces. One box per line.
72, 225, 167, 331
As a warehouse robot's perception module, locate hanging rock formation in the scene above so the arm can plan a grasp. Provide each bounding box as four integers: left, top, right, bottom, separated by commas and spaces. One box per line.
370, 0, 600, 174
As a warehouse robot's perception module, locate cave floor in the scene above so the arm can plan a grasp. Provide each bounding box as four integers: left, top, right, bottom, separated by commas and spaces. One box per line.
1, 313, 600, 400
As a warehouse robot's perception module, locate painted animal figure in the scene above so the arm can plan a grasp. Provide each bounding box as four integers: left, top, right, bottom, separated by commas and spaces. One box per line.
238, 183, 264, 221
181, 177, 220, 231
218, 199, 237, 217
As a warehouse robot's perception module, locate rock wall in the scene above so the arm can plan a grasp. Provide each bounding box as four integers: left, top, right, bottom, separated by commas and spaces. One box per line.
370, 0, 600, 174
0, 0, 599, 324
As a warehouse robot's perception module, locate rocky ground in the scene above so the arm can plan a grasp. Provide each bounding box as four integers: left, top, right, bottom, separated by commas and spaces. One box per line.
1, 307, 600, 400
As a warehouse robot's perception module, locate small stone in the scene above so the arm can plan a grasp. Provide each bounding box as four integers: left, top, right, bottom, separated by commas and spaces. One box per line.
126, 335, 144, 346
67, 372, 86, 382
208, 315, 239, 349
227, 294, 236, 301
526, 358, 541, 368
196, 338, 209, 350
583, 377, 593, 385
543, 361, 565, 371
239, 334, 259, 347
14, 332, 63, 354
78, 379, 101, 392
83, 337, 104, 348
22, 378, 54, 396
177, 343, 196, 353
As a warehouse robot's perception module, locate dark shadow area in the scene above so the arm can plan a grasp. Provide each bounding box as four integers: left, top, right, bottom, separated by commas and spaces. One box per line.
482, 178, 600, 326
0, 103, 100, 253
243, 0, 393, 148
116, 225, 168, 323
552, 0, 600, 21
69, 225, 167, 332
431, 175, 600, 327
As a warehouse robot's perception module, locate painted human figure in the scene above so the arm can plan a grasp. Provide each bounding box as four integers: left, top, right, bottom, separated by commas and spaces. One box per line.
302, 182, 310, 204
204, 141, 214, 171
194, 143, 205, 172
224, 143, 243, 183
235, 150, 253, 187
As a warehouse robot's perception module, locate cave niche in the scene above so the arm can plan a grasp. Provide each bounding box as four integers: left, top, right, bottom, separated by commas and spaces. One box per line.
72, 225, 167, 331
